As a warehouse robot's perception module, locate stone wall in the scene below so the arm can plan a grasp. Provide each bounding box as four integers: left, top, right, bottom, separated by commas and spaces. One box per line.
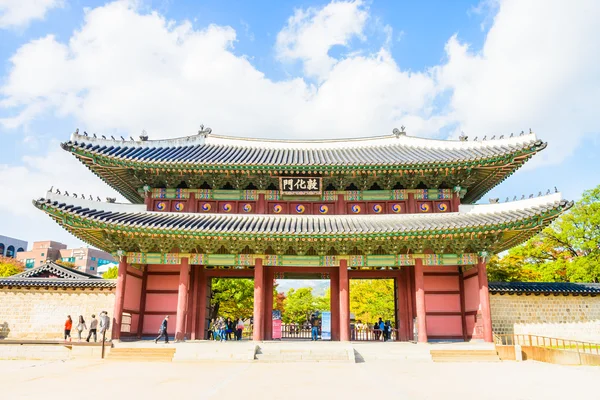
490, 294, 600, 342
0, 288, 115, 340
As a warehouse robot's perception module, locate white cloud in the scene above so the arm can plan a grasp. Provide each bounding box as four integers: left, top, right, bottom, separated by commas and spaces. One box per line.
276, 0, 368, 80
0, 0, 434, 140
0, 145, 124, 246
1, 0, 600, 246
437, 0, 600, 165
0, 0, 63, 29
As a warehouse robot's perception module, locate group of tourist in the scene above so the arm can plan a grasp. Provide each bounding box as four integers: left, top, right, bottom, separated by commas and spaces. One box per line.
208, 317, 245, 341
354, 317, 394, 341
63, 311, 110, 342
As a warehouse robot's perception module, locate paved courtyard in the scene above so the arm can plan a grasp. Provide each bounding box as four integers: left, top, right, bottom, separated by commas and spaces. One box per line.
1, 358, 598, 400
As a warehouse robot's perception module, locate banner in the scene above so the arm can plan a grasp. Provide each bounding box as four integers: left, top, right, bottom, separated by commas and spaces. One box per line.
321, 311, 331, 341
272, 310, 282, 340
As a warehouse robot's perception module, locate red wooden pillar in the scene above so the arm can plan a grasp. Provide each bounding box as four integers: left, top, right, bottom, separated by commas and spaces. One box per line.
144, 193, 153, 211
197, 267, 208, 340
408, 192, 416, 214
190, 266, 199, 340
253, 258, 265, 341
330, 268, 340, 341
458, 268, 468, 341
263, 268, 274, 340
337, 194, 346, 214
478, 258, 493, 343
175, 257, 190, 341
188, 192, 197, 213
406, 266, 415, 339
257, 193, 266, 214
136, 266, 148, 338
414, 258, 428, 343
185, 266, 196, 338
451, 192, 461, 212
111, 256, 128, 341
397, 268, 409, 341
339, 259, 350, 341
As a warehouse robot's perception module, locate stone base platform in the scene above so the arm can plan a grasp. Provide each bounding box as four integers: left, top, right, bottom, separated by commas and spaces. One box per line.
0, 340, 110, 360
1, 339, 497, 363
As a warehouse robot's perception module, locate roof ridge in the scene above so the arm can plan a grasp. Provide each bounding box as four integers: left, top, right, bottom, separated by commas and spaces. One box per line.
66, 130, 540, 150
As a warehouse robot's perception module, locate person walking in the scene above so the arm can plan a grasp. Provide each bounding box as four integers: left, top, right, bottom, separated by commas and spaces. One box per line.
155, 315, 169, 344
310, 313, 319, 341
217, 317, 226, 341
98, 311, 110, 341
86, 314, 98, 342
378, 317, 385, 341
76, 315, 87, 342
207, 318, 215, 340
235, 317, 244, 341
64, 315, 72, 342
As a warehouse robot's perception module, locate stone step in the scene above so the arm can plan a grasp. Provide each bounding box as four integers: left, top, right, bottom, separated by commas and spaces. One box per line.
107, 347, 175, 362
430, 349, 500, 362
254, 343, 355, 363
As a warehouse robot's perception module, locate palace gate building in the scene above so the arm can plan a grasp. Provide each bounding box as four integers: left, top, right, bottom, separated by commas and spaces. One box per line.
34, 128, 571, 342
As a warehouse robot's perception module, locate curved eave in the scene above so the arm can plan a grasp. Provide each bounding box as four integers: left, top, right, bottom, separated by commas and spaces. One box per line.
62, 140, 546, 205
32, 194, 571, 255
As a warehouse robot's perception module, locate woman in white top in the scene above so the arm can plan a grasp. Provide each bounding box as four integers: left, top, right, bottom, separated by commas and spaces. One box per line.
76, 315, 87, 342
235, 318, 244, 341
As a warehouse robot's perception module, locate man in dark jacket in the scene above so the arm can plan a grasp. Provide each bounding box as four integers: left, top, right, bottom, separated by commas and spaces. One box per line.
155, 315, 169, 344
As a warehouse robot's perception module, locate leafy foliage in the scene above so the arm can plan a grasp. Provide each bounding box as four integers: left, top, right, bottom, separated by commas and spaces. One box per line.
55, 260, 77, 269
102, 266, 118, 279
211, 278, 255, 320
349, 279, 395, 324
489, 185, 600, 283
0, 256, 24, 277
282, 287, 319, 323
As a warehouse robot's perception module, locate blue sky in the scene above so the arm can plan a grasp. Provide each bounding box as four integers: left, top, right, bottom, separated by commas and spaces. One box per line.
0, 0, 599, 248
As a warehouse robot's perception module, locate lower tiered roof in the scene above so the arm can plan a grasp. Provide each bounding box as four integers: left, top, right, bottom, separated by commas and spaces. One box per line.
33, 192, 571, 256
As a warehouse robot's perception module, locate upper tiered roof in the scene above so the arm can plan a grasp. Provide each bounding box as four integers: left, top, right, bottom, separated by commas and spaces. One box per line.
61, 130, 546, 204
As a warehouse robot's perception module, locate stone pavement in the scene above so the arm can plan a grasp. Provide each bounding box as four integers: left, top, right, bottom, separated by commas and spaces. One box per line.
1, 358, 598, 400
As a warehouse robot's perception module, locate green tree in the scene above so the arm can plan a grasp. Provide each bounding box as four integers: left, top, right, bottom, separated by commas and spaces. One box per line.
102, 266, 118, 279
0, 256, 24, 277
211, 278, 255, 320
55, 260, 77, 269
486, 254, 542, 282
314, 288, 330, 312
283, 287, 317, 323
490, 185, 600, 283
349, 279, 395, 324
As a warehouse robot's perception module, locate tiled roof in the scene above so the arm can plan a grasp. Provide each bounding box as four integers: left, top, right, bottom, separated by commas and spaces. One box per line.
62, 132, 544, 167
12, 262, 102, 280
0, 262, 116, 289
33, 193, 569, 237
0, 278, 116, 289
489, 281, 600, 295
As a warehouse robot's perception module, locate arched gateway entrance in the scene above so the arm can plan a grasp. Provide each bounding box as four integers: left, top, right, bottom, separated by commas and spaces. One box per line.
113, 258, 491, 342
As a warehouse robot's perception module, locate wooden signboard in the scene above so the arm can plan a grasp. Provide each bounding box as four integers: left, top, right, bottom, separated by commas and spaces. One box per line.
279, 177, 322, 195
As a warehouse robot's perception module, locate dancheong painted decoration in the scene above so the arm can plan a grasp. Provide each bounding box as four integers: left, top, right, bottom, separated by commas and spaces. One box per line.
36, 127, 570, 343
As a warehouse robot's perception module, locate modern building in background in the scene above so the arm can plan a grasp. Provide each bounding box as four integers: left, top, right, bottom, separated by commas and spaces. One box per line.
0, 235, 28, 258
16, 240, 116, 275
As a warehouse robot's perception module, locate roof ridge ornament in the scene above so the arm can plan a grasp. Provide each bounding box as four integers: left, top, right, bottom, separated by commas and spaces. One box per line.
140, 130, 149, 141
392, 126, 406, 138
459, 132, 468, 141
198, 124, 213, 138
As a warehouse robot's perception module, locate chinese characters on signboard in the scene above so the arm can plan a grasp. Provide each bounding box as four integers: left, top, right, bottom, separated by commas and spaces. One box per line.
279, 177, 322, 195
